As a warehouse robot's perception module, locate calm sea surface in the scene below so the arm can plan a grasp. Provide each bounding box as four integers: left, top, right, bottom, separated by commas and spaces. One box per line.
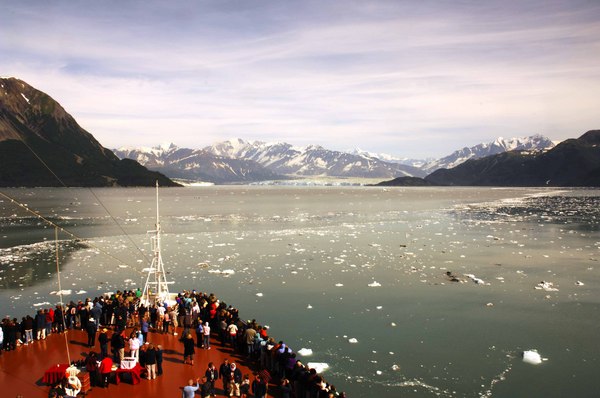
1, 187, 599, 397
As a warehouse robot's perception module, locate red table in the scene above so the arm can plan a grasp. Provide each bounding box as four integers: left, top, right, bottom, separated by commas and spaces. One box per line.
114, 363, 142, 385
42, 364, 69, 385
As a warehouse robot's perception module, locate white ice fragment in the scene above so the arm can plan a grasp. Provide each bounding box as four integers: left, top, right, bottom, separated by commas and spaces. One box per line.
348, 338, 358, 344
256, 293, 263, 297
522, 350, 543, 365
464, 274, 486, 285
390, 322, 397, 327
76, 290, 87, 294
307, 362, 329, 373
49, 289, 72, 295
575, 281, 584, 286
376, 370, 382, 375
33, 302, 50, 307
391, 364, 400, 371
376, 306, 383, 310
335, 283, 344, 287
368, 281, 381, 287
535, 281, 559, 291
298, 348, 313, 356
307, 304, 313, 309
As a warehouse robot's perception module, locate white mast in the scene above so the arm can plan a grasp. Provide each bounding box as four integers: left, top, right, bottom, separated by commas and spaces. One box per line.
142, 181, 173, 305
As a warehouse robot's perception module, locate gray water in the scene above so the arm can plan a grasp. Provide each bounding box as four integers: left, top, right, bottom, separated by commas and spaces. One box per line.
1, 187, 599, 397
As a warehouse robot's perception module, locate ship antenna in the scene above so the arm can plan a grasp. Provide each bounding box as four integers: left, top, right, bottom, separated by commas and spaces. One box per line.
142, 181, 173, 306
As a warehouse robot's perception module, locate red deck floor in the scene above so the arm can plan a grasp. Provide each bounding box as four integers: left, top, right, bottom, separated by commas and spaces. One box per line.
0, 327, 280, 397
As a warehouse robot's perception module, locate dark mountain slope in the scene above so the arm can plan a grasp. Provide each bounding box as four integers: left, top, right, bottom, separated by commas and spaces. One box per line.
425, 130, 600, 187
0, 77, 178, 187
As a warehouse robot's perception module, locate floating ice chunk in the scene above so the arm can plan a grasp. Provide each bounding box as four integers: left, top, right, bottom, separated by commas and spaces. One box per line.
390, 322, 397, 327
376, 370, 382, 375
307, 304, 313, 309
335, 283, 344, 287
256, 293, 263, 297
307, 362, 329, 373
535, 281, 559, 291
391, 364, 400, 371
522, 350, 543, 365
348, 338, 358, 344
368, 281, 381, 287
376, 306, 383, 310
208, 269, 235, 275
50, 290, 72, 295
575, 281, 584, 286
33, 302, 50, 307
464, 274, 486, 285
298, 348, 313, 356
76, 290, 87, 294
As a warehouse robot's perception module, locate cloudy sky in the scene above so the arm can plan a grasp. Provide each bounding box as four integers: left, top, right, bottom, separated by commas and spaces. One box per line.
2, 0, 599, 158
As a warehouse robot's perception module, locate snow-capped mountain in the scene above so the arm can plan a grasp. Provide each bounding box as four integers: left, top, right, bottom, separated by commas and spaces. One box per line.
350, 148, 434, 168
113, 144, 283, 184
421, 135, 555, 173
204, 139, 426, 178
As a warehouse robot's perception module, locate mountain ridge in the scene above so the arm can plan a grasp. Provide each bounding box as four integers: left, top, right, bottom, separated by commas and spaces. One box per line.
0, 77, 179, 187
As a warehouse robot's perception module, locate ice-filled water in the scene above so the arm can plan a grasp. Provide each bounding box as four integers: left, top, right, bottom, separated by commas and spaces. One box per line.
1, 186, 599, 397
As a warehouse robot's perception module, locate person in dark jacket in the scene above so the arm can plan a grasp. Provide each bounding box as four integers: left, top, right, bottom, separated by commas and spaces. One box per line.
204, 362, 218, 396
110, 331, 125, 364
252, 374, 268, 398
183, 333, 195, 365
23, 315, 34, 345
54, 306, 64, 333
98, 328, 109, 359
145, 344, 158, 380
35, 310, 46, 340
86, 319, 98, 348
156, 344, 164, 376
219, 359, 231, 396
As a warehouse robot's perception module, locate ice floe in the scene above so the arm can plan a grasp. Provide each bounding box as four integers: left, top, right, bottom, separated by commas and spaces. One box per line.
348, 338, 358, 343
307, 362, 329, 373
535, 281, 559, 291
367, 281, 381, 287
298, 348, 313, 356
522, 349, 546, 365
50, 290, 72, 295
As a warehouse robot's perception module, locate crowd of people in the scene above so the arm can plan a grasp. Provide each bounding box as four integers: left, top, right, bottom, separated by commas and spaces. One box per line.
1, 288, 347, 398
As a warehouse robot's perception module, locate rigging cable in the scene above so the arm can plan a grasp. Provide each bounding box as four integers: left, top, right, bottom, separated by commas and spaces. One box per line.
0, 191, 145, 277
18, 138, 152, 265
55, 226, 72, 365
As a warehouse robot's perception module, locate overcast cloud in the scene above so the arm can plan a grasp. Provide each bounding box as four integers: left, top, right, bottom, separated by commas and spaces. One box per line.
1, 0, 599, 158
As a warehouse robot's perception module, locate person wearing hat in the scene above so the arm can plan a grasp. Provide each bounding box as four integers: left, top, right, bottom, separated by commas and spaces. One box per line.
229, 362, 243, 397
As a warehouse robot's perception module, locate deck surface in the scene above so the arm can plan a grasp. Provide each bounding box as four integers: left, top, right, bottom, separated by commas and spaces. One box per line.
0, 328, 279, 397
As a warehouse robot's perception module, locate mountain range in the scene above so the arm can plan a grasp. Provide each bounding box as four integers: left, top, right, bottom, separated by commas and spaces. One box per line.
115, 135, 556, 184
1, 77, 596, 187
424, 130, 600, 186
0, 77, 178, 187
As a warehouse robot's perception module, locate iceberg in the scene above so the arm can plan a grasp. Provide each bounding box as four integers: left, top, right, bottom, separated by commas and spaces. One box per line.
298, 348, 313, 356
522, 350, 543, 365
307, 362, 329, 373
